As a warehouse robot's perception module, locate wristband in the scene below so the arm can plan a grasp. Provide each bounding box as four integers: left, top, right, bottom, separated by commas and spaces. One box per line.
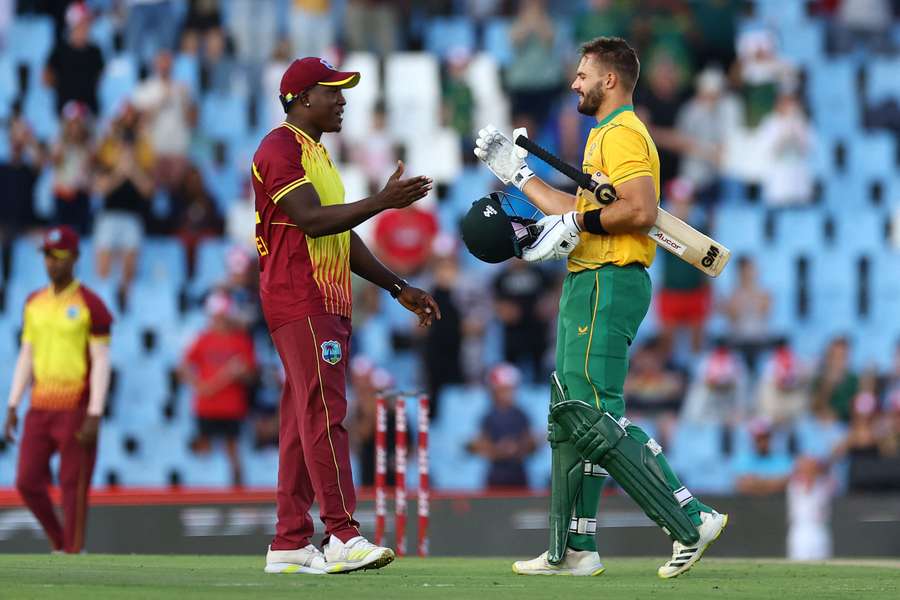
582, 209, 608, 235
511, 166, 535, 190
390, 279, 409, 299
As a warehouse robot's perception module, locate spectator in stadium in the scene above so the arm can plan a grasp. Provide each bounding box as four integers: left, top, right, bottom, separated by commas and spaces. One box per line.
179, 0, 224, 59
732, 417, 794, 496
573, 0, 630, 45
4, 226, 113, 554
43, 2, 104, 114
811, 336, 858, 423
196, 23, 235, 95
0, 110, 45, 278
786, 456, 835, 561
623, 336, 686, 444
655, 178, 711, 355
681, 340, 750, 426
214, 246, 263, 336
829, 0, 895, 55
441, 49, 476, 149
756, 339, 810, 427
670, 67, 742, 206
132, 49, 196, 190
290, 0, 335, 59
635, 52, 687, 185
262, 39, 294, 129
492, 258, 554, 382
50, 101, 94, 235
720, 255, 773, 373
226, 178, 257, 252
422, 239, 466, 420
170, 164, 224, 276
732, 28, 793, 128
372, 205, 439, 277
349, 100, 398, 195
756, 92, 814, 207
348, 360, 395, 487
505, 0, 565, 129
93, 102, 155, 312
178, 292, 257, 488
466, 364, 536, 489
343, 0, 399, 57
124, 0, 178, 68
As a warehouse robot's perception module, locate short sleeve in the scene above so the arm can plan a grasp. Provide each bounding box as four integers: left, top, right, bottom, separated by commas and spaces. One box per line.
254, 135, 311, 203
82, 289, 113, 341
600, 126, 653, 187
21, 303, 34, 345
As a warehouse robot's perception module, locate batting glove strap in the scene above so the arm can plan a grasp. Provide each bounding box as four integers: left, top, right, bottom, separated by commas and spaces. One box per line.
511, 165, 535, 190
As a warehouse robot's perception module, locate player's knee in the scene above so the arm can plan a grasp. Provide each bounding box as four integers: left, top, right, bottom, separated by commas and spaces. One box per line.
15, 475, 42, 496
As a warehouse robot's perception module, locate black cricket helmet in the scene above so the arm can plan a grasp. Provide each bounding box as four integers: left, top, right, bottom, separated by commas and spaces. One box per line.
460, 191, 541, 263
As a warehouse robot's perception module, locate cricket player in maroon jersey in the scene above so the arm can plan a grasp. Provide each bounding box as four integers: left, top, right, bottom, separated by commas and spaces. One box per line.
253, 57, 441, 575
3, 226, 113, 553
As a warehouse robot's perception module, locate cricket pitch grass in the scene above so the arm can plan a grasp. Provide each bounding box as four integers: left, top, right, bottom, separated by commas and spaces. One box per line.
1, 554, 898, 599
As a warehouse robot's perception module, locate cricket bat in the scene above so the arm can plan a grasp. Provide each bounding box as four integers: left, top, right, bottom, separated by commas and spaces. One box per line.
514, 135, 731, 278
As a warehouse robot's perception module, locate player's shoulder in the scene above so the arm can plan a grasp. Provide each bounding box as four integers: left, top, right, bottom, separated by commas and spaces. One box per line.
24, 287, 49, 307
255, 125, 299, 160
76, 284, 113, 316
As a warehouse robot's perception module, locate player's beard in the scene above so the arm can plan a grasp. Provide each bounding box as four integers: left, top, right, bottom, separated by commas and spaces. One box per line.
577, 83, 605, 116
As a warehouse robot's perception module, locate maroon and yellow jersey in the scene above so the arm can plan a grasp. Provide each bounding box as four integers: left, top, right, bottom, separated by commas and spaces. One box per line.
21, 281, 112, 411
252, 122, 352, 331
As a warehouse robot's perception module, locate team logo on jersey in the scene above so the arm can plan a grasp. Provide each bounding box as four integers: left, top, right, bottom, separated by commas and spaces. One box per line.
577, 325, 589, 336
321, 340, 342, 365
66, 305, 80, 319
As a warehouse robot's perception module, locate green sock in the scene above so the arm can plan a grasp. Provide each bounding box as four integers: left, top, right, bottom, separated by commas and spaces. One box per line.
625, 424, 712, 528
567, 473, 606, 552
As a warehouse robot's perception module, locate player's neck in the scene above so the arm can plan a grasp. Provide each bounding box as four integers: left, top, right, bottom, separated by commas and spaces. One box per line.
51, 276, 74, 294
595, 95, 633, 124
285, 115, 322, 142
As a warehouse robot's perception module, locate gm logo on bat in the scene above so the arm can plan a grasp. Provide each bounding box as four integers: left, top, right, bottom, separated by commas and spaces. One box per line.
702, 245, 721, 268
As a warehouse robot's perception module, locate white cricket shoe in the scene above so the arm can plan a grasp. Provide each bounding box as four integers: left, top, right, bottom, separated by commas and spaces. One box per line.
657, 511, 729, 579
264, 544, 328, 574
512, 549, 605, 576
323, 535, 395, 574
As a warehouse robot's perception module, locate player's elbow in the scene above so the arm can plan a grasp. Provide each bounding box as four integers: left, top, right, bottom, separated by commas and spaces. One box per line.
633, 202, 658, 229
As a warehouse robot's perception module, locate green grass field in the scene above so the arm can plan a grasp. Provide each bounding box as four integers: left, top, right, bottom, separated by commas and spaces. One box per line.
0, 555, 898, 600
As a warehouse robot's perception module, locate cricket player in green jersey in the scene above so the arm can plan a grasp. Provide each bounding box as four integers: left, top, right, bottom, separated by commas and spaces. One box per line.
471, 36, 728, 579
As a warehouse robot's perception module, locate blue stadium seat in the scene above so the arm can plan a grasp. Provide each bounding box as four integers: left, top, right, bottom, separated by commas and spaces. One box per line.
808, 60, 859, 136
794, 416, 847, 460
127, 281, 180, 329
425, 18, 476, 59
241, 447, 279, 487
754, 246, 797, 332
714, 205, 765, 255
110, 357, 168, 427
865, 58, 900, 104
99, 55, 139, 117
774, 208, 824, 255
139, 238, 187, 288
190, 237, 230, 295
200, 93, 249, 142
0, 57, 17, 119
871, 252, 900, 325
846, 133, 897, 182
90, 13, 117, 59
830, 210, 886, 253
8, 16, 54, 73
178, 451, 232, 488
483, 19, 513, 66
808, 249, 859, 331
172, 53, 201, 97
23, 85, 59, 142
668, 421, 733, 494
778, 19, 824, 66
11, 238, 46, 293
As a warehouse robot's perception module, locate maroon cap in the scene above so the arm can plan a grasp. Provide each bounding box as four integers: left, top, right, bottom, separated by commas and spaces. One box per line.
41, 225, 80, 256
279, 57, 360, 104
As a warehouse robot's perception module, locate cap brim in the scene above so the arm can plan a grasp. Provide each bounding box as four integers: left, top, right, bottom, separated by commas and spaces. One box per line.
318, 71, 360, 89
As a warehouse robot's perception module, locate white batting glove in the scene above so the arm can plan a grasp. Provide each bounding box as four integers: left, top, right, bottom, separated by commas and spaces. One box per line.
522, 212, 582, 262
473, 125, 535, 190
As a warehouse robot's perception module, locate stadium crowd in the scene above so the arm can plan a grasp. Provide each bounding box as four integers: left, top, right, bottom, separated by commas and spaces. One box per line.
1, 0, 899, 501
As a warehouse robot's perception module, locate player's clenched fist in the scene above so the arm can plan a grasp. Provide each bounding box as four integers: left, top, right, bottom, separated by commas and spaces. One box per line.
376, 160, 433, 209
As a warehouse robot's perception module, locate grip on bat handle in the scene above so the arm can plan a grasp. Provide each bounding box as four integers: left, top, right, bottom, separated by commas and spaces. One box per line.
513, 134, 595, 190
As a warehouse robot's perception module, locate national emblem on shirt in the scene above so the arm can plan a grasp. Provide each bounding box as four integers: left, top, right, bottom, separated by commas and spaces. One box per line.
66, 305, 80, 319
321, 340, 342, 365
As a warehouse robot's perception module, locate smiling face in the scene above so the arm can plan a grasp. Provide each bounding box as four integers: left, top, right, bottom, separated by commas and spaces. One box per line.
303, 85, 347, 133
571, 55, 610, 117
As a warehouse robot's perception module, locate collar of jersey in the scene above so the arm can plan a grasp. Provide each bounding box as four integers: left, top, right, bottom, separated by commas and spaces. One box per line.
49, 279, 79, 299
593, 104, 633, 128
281, 121, 322, 146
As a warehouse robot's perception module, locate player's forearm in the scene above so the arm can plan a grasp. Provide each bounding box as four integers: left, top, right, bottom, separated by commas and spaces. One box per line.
576, 177, 657, 234
520, 177, 577, 215
87, 343, 111, 417
349, 231, 403, 292
282, 193, 387, 238
6, 346, 33, 410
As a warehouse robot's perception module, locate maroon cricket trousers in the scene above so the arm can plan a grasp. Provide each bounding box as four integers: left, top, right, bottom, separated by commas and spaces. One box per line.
16, 406, 97, 553
270, 314, 361, 549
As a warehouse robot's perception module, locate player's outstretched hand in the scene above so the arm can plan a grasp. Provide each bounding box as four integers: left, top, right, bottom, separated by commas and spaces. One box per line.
377, 161, 433, 210
522, 212, 582, 262
3, 408, 17, 444
397, 286, 442, 327
75, 415, 100, 446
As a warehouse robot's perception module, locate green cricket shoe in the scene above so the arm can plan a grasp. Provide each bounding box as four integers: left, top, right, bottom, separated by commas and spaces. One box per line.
512, 549, 606, 576
657, 511, 729, 579
323, 535, 395, 574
